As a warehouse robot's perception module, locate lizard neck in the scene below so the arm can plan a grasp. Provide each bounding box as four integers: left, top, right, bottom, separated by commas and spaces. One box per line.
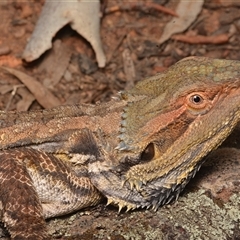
0, 99, 126, 153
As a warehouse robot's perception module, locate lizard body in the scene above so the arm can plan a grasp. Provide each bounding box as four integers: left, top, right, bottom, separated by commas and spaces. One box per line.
1, 56, 240, 238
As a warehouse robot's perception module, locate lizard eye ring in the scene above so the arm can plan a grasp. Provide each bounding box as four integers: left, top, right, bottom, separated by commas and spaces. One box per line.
187, 93, 208, 111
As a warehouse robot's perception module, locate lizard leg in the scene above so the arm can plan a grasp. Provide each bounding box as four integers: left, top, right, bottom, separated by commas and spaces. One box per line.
0, 148, 102, 238
3, 147, 102, 219
0, 150, 48, 240
20, 148, 102, 218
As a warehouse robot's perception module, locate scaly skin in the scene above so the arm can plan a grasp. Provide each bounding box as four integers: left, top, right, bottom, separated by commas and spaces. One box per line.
1, 56, 240, 238
89, 56, 240, 209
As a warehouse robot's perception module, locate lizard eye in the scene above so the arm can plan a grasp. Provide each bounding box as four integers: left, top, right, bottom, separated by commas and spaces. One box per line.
187, 93, 207, 109
190, 94, 203, 104
186, 92, 212, 115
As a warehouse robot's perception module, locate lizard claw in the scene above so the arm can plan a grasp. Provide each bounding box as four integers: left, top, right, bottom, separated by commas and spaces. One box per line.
106, 196, 137, 213
122, 176, 144, 191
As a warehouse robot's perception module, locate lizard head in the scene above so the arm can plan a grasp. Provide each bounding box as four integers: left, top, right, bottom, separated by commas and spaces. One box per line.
89, 56, 240, 211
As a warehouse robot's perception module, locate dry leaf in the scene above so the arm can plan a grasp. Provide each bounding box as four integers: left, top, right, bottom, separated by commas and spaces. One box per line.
0, 85, 13, 95
172, 33, 229, 44
38, 40, 72, 88
1, 67, 61, 108
22, 0, 106, 68
159, 1, 204, 45
16, 87, 35, 111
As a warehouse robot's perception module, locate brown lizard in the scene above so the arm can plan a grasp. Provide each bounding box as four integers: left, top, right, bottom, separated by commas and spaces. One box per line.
1, 56, 240, 239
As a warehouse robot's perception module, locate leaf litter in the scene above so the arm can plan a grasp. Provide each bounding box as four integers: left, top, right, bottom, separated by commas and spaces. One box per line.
22, 0, 106, 68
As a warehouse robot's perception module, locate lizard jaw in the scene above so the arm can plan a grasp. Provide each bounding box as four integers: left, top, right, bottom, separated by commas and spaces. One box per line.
89, 156, 205, 211
88, 157, 192, 211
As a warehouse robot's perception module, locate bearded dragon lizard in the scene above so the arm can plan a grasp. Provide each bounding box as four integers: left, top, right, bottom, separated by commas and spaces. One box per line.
1, 56, 240, 239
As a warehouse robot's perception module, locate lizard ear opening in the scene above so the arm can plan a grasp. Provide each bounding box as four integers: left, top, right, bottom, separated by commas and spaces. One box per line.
141, 143, 155, 162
